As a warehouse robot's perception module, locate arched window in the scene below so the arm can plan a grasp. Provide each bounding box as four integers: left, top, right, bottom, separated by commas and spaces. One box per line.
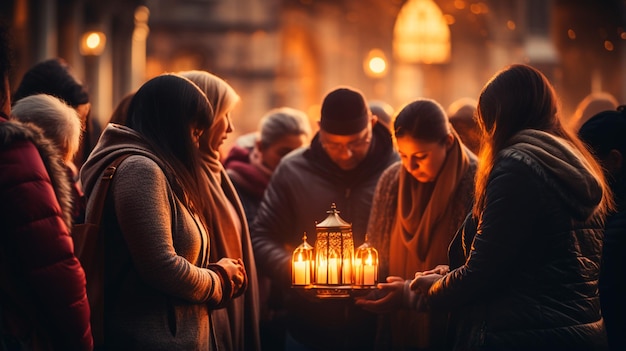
393, 0, 451, 64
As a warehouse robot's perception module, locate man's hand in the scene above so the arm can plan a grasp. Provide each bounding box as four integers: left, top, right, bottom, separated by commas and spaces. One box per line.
354, 276, 406, 314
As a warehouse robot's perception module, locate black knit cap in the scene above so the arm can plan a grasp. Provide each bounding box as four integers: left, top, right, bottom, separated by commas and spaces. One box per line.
578, 106, 626, 156
320, 87, 370, 135
13, 58, 89, 107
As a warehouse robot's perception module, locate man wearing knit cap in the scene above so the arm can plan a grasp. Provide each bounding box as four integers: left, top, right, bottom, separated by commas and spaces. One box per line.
251, 86, 398, 350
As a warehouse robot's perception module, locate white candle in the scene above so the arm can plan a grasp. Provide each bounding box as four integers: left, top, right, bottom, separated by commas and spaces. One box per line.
354, 258, 363, 285
342, 258, 352, 284
363, 254, 376, 285
328, 258, 338, 284
305, 261, 311, 283
317, 260, 327, 284
294, 261, 307, 285
363, 265, 376, 285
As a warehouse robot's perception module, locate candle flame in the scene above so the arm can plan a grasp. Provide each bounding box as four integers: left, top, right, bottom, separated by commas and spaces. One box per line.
366, 253, 373, 266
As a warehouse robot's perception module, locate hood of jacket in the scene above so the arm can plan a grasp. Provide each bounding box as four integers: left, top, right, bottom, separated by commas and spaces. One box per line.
80, 124, 172, 197
500, 129, 603, 221
1, 118, 73, 228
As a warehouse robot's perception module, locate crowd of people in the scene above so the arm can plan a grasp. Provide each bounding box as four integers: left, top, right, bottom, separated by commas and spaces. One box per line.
1, 21, 625, 351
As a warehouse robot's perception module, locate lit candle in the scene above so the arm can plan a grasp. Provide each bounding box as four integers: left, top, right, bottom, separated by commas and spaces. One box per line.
317, 260, 327, 284
363, 265, 375, 285
293, 254, 309, 285
354, 258, 363, 285
342, 258, 352, 284
328, 258, 338, 284
363, 254, 376, 285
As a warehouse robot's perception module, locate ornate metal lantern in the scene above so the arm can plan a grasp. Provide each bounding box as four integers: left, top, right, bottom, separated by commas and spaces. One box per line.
314, 203, 354, 287
291, 203, 378, 298
292, 233, 313, 286
354, 234, 379, 286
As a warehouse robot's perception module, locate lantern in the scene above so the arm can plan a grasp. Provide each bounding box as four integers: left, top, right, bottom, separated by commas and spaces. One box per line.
291, 203, 379, 298
354, 234, 379, 286
314, 203, 354, 288
292, 233, 313, 286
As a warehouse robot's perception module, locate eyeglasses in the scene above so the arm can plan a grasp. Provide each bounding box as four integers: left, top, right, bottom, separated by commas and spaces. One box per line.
321, 130, 372, 154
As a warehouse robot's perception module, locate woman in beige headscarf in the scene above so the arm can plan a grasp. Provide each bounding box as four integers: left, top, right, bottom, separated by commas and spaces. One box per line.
356, 98, 478, 350
180, 70, 261, 351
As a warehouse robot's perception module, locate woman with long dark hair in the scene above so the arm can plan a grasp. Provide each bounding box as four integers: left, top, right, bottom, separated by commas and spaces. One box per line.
80, 74, 246, 350
411, 64, 613, 350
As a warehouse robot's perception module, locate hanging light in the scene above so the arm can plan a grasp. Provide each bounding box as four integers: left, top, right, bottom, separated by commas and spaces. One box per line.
80, 31, 107, 56
393, 0, 451, 64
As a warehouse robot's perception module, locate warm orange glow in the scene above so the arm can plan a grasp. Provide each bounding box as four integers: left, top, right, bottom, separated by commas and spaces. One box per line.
134, 5, 149, 23
444, 14, 455, 25
453, 0, 466, 10
80, 31, 106, 56
568, 29, 576, 39
369, 57, 386, 74
507, 20, 516, 30
621, 32, 626, 40
86, 33, 101, 49
292, 233, 313, 286
604, 40, 614, 51
364, 49, 388, 78
393, 0, 451, 64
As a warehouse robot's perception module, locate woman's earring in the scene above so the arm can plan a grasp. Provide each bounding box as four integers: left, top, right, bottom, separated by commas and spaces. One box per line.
192, 129, 203, 144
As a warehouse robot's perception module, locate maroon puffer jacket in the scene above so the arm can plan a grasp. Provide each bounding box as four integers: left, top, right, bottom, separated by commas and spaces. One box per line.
0, 116, 93, 350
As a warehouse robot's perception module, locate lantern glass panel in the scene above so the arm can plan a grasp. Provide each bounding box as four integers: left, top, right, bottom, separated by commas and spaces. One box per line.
292, 233, 313, 286
355, 236, 379, 286
314, 204, 354, 285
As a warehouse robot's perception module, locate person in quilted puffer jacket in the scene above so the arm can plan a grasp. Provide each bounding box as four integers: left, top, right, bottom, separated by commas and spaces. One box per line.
0, 23, 93, 351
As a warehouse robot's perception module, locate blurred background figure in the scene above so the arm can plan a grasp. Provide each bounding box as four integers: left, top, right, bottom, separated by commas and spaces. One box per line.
11, 93, 84, 223
223, 106, 311, 351
0, 23, 93, 351
224, 107, 311, 223
578, 105, 626, 351
570, 91, 619, 132
369, 100, 395, 132
447, 97, 481, 155
180, 70, 262, 351
12, 58, 95, 169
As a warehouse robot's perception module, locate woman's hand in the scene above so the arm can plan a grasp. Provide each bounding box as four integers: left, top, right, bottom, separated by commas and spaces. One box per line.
354, 276, 406, 314
422, 265, 449, 276
216, 257, 248, 298
409, 271, 443, 293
